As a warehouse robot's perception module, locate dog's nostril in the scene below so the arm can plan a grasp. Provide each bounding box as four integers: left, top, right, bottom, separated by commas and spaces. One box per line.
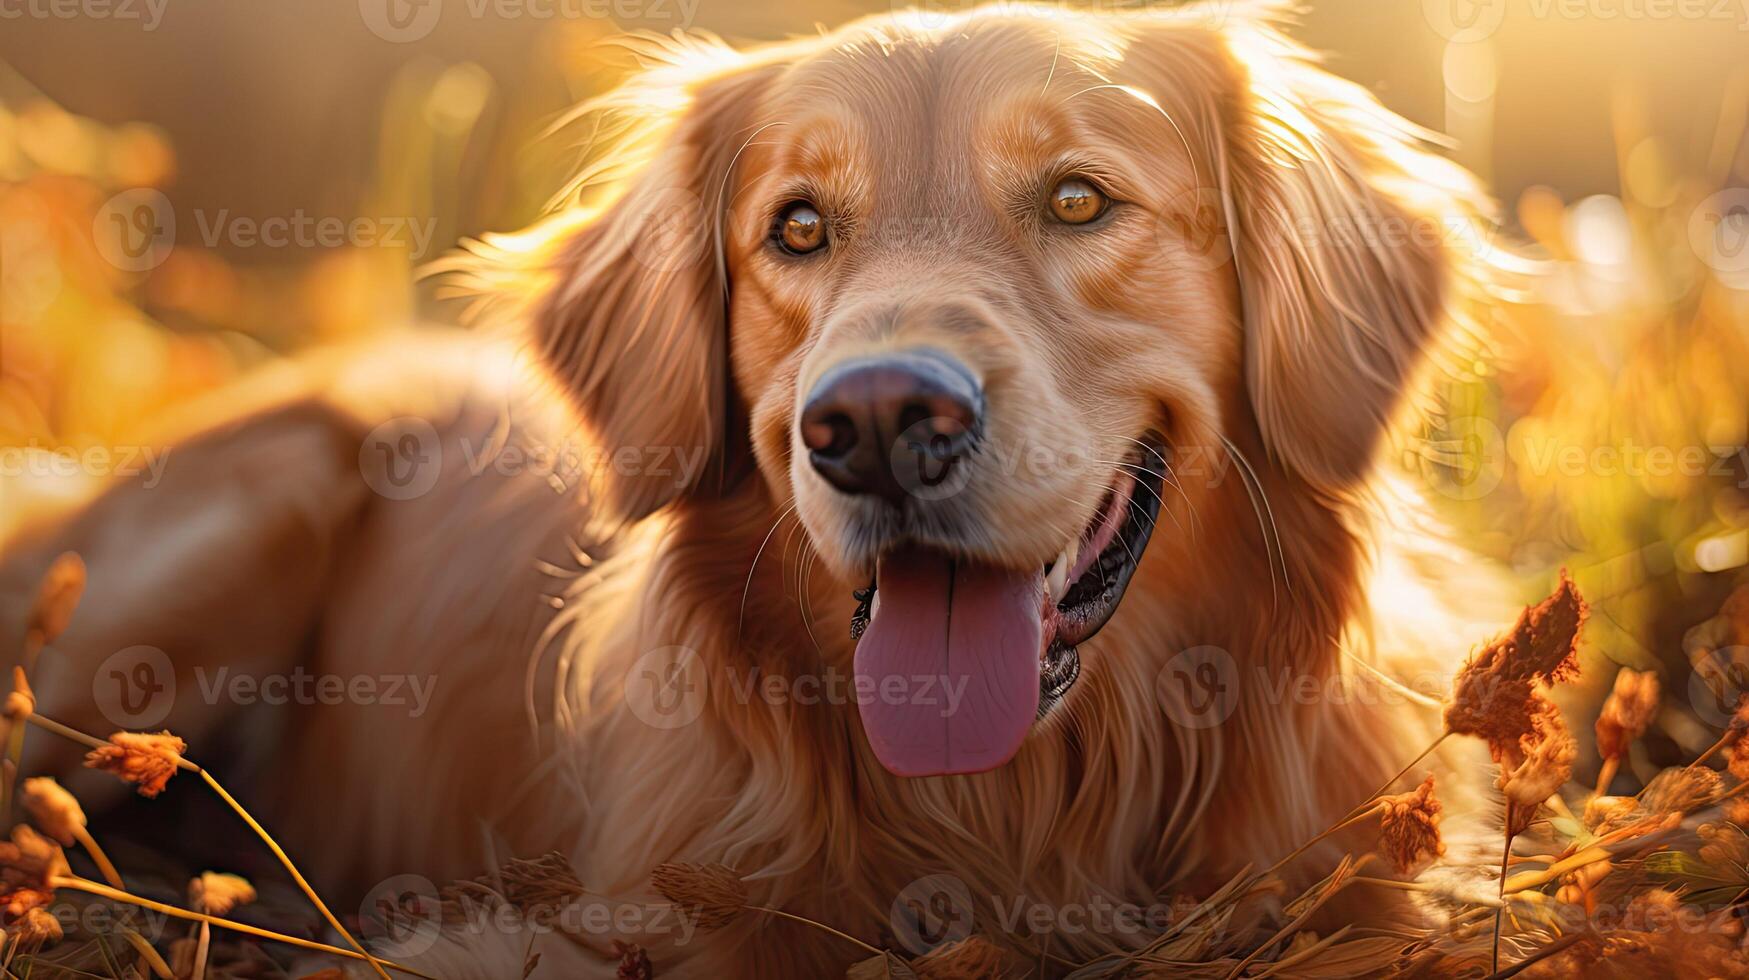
896, 402, 932, 440
802, 412, 859, 457
799, 349, 982, 503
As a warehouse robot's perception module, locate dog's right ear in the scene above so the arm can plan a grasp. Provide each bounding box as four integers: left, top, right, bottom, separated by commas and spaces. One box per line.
527, 50, 779, 524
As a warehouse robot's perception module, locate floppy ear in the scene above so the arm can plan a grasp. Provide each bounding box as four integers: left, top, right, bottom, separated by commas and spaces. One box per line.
524, 50, 777, 523
1217, 22, 1491, 492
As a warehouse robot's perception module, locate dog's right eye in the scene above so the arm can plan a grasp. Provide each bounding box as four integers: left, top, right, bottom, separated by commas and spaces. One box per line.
773, 202, 827, 255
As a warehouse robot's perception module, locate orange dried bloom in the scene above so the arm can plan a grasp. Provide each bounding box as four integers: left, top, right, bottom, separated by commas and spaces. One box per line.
1496, 695, 1576, 808
0, 825, 68, 919
1595, 668, 1660, 760
19, 778, 85, 847
1378, 775, 1446, 874
190, 871, 256, 916
1491, 571, 1587, 683
917, 935, 1007, 979
1730, 741, 1749, 783
1722, 586, 1749, 645
1446, 675, 1539, 757
84, 731, 186, 798
1555, 859, 1613, 907
26, 553, 86, 647
4, 668, 34, 723
612, 940, 652, 980
10, 906, 62, 946
1731, 695, 1749, 740
1446, 573, 1586, 754
1642, 766, 1724, 814
1698, 823, 1749, 867
1583, 795, 1639, 832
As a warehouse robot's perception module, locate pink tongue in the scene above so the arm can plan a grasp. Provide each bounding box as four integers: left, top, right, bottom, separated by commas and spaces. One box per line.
854, 546, 1043, 777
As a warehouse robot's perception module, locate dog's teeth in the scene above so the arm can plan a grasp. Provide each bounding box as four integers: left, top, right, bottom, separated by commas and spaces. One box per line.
1045, 562, 1067, 602
1045, 540, 1078, 601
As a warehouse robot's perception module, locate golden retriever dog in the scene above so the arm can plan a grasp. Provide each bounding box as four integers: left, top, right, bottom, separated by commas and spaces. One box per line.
1, 2, 1507, 975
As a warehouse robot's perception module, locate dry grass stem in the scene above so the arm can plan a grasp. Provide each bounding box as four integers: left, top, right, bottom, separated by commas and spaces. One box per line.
49, 875, 435, 979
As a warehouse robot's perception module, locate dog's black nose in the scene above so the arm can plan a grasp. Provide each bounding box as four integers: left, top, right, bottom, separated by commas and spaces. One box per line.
799, 349, 981, 504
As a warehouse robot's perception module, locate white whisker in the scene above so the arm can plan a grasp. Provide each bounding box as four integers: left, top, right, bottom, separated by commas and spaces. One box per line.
1219, 436, 1294, 610
739, 500, 798, 640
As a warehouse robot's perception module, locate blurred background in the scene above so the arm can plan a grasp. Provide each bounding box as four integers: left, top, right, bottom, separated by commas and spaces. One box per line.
1, 0, 1748, 782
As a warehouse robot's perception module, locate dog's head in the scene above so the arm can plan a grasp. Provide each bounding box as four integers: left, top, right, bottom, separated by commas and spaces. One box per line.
513, 3, 1488, 778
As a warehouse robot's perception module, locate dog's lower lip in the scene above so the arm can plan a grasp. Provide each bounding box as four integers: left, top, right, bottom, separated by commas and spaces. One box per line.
1038, 431, 1168, 712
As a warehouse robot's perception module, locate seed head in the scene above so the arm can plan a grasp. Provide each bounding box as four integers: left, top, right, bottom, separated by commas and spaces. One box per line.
916, 935, 1006, 979
26, 553, 86, 647
1595, 668, 1660, 760
1378, 775, 1445, 874
650, 862, 747, 930
0, 825, 68, 919
10, 906, 62, 946
84, 731, 187, 798
1496, 694, 1576, 808
189, 872, 256, 916
19, 778, 85, 847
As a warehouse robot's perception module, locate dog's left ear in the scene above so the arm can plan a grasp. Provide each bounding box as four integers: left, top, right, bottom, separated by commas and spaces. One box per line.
521, 52, 781, 523
1199, 19, 1489, 493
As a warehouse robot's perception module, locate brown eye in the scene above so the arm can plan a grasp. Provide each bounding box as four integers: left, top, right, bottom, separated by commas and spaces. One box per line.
1049, 178, 1106, 225
776, 202, 827, 254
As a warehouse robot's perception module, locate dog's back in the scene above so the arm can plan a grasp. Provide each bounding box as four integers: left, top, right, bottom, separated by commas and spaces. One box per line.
0, 331, 596, 892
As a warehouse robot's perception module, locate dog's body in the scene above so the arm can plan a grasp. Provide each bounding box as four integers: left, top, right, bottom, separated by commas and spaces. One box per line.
2, 4, 1511, 976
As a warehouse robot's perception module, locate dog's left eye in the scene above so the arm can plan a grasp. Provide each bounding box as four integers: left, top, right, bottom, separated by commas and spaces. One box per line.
1048, 178, 1107, 225
773, 201, 828, 255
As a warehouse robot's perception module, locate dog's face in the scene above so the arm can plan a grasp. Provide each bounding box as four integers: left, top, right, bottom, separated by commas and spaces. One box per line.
526, 5, 1482, 777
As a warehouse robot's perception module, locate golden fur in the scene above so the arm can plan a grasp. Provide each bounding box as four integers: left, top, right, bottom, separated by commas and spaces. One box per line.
0, 4, 1513, 976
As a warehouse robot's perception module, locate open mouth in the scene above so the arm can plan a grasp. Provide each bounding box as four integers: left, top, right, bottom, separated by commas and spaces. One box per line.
850, 432, 1168, 777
